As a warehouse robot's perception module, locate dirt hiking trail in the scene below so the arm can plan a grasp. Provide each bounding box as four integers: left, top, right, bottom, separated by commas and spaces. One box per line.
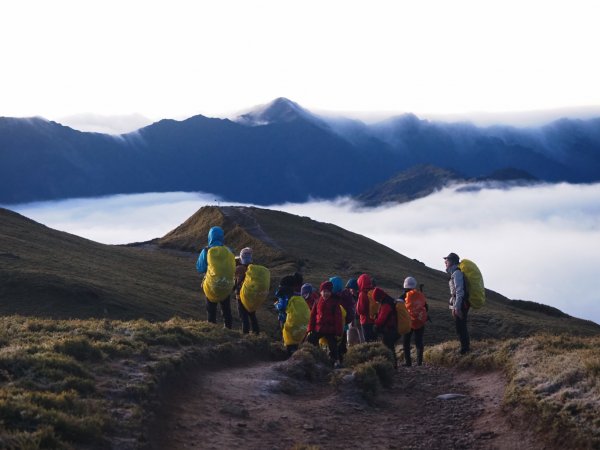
147, 359, 549, 450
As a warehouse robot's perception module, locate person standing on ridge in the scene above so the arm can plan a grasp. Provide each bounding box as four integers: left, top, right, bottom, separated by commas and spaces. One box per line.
234, 247, 260, 334
356, 273, 377, 342
196, 226, 234, 329
307, 280, 344, 367
372, 287, 400, 369
402, 276, 428, 366
444, 252, 470, 354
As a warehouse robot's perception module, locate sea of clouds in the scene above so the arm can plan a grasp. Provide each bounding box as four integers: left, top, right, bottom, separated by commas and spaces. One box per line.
5, 183, 600, 324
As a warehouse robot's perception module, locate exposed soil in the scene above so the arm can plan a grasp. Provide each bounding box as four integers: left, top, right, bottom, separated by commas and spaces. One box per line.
146, 360, 550, 450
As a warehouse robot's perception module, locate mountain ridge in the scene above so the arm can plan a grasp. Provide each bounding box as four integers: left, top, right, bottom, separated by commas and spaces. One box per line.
1, 98, 600, 205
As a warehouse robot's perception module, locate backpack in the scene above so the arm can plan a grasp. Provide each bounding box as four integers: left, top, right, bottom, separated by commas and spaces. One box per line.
459, 259, 485, 309
282, 295, 310, 346
368, 289, 380, 320
395, 300, 411, 334
405, 290, 428, 329
202, 246, 235, 302
240, 264, 271, 313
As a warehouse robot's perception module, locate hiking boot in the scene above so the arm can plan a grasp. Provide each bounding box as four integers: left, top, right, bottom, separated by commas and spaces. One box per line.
416, 349, 423, 366
459, 348, 470, 355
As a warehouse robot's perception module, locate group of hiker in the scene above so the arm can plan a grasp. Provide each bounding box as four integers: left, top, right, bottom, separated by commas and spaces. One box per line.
196, 226, 474, 368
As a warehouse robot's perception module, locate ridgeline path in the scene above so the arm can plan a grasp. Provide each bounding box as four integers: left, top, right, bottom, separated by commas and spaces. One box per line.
146, 360, 547, 450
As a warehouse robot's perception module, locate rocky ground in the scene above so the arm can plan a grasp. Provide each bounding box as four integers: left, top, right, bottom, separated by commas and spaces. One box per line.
146, 359, 549, 450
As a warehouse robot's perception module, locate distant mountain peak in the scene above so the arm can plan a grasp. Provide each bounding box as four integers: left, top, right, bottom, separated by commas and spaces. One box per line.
235, 97, 318, 126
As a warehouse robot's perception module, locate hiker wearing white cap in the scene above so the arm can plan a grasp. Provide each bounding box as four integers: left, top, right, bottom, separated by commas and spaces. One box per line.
401, 276, 428, 366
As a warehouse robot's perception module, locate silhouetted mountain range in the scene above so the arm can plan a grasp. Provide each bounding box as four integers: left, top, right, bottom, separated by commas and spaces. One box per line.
1, 98, 599, 205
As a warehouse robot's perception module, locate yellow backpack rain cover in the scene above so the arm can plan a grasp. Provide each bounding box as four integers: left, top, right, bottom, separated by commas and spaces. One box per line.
459, 259, 485, 309
240, 264, 271, 313
368, 289, 380, 320
283, 295, 310, 346
395, 301, 412, 335
202, 246, 235, 303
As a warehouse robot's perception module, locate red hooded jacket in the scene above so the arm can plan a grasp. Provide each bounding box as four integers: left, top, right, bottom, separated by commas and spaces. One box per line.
373, 288, 397, 332
356, 274, 374, 325
308, 295, 343, 336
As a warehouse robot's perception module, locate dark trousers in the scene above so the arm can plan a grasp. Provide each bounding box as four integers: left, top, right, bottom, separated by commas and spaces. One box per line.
381, 330, 400, 368
206, 296, 232, 329
361, 323, 377, 342
338, 329, 348, 363
307, 332, 339, 364
403, 327, 425, 366
237, 299, 259, 334
455, 310, 470, 352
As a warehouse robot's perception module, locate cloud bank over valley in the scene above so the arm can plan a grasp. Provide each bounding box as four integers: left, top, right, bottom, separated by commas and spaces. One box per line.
6, 183, 600, 324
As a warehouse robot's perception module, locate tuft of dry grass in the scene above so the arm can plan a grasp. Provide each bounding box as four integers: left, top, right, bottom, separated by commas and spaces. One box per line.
427, 334, 600, 448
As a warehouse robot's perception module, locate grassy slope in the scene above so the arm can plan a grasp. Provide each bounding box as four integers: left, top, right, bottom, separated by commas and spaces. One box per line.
157, 205, 600, 342
2, 205, 599, 341
0, 208, 201, 321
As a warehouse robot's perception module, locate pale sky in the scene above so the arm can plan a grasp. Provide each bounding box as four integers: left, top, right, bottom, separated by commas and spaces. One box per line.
2, 0, 600, 127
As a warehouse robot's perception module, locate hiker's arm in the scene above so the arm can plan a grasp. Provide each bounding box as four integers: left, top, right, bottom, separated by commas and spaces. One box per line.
453, 271, 465, 317
196, 249, 208, 274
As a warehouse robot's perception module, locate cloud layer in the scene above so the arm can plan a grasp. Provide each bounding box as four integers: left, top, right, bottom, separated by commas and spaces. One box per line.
6, 183, 600, 324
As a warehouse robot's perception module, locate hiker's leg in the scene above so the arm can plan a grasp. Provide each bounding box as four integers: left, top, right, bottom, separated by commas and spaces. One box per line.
338, 331, 347, 364
326, 335, 339, 364
249, 312, 260, 334
286, 344, 298, 357
362, 323, 376, 342
307, 331, 319, 346
237, 299, 250, 334
220, 296, 232, 329
383, 331, 398, 368
403, 330, 413, 366
455, 311, 469, 353
206, 299, 217, 323
415, 326, 425, 365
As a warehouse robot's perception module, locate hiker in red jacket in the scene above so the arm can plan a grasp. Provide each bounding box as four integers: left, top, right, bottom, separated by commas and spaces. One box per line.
373, 287, 400, 369
307, 280, 344, 367
356, 273, 377, 342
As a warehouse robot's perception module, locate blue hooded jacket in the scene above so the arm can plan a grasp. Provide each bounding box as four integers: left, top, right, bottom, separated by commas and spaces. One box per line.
196, 226, 225, 274
329, 276, 344, 294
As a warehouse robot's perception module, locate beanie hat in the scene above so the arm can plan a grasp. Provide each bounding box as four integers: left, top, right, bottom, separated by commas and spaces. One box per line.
319, 281, 333, 292
300, 283, 313, 296
345, 278, 359, 290
329, 276, 344, 294
372, 287, 386, 302
239, 247, 252, 264
403, 276, 418, 289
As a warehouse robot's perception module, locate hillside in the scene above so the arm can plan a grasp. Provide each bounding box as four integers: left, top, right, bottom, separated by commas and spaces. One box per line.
0, 208, 201, 320
2, 205, 598, 340
1, 98, 600, 205
154, 205, 600, 341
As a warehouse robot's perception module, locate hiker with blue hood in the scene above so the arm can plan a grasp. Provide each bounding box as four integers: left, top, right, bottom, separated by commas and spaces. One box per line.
196, 226, 235, 329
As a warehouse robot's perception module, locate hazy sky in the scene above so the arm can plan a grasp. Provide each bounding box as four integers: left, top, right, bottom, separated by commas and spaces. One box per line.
6, 183, 600, 324
2, 0, 600, 129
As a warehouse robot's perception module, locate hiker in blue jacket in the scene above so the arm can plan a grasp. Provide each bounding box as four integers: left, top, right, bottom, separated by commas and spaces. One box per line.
444, 252, 470, 354
196, 226, 233, 329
